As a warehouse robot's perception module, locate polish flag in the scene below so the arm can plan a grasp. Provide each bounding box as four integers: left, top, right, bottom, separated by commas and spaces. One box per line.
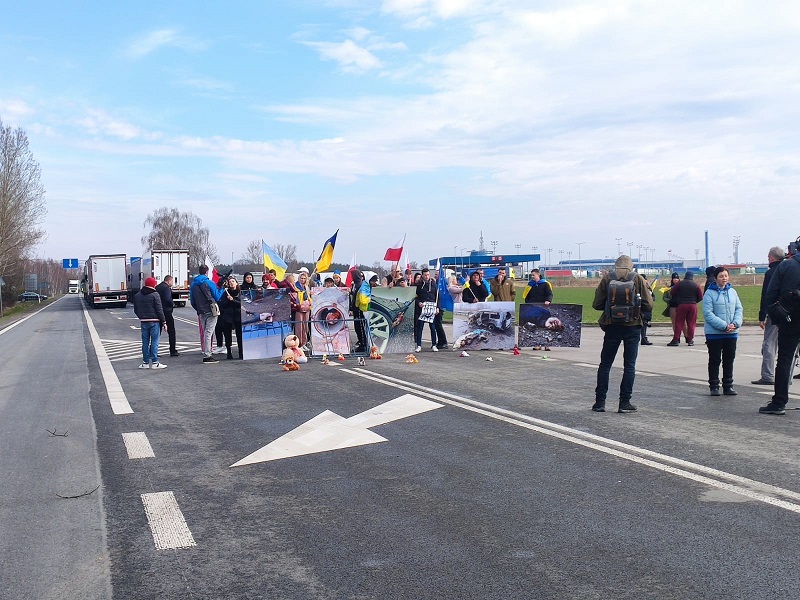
383, 234, 405, 262
205, 255, 220, 285
345, 252, 358, 287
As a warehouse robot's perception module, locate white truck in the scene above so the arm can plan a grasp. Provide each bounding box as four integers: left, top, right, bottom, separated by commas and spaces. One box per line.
84, 254, 128, 308
68, 280, 80, 294
128, 250, 190, 307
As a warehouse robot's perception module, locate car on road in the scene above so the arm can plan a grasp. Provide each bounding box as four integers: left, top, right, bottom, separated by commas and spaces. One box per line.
17, 292, 48, 302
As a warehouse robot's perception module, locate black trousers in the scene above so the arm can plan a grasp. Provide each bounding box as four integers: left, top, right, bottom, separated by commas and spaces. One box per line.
164, 310, 176, 352
353, 308, 367, 349
222, 320, 243, 357
706, 337, 737, 388
773, 325, 800, 407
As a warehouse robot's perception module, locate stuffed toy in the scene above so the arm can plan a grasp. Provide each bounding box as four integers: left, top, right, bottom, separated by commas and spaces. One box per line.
337, 353, 345, 362
405, 353, 419, 364
321, 354, 329, 365
282, 334, 308, 367
369, 345, 382, 360
282, 355, 299, 371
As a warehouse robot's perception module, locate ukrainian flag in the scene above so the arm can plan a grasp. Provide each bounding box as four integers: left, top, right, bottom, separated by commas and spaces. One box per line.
262, 240, 288, 280
314, 230, 338, 273
356, 280, 371, 312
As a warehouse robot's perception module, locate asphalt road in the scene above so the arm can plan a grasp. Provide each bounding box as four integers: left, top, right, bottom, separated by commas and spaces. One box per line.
3, 295, 800, 599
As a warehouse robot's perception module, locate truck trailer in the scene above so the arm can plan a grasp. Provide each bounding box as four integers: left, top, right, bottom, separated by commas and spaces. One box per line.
128, 250, 190, 307
83, 254, 128, 308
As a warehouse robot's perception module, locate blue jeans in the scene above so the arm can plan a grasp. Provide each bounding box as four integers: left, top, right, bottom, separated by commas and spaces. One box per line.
595, 325, 641, 403
141, 322, 161, 364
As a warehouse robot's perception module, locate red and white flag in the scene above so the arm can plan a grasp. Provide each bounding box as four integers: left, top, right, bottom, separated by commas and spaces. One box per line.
205, 255, 220, 285
345, 252, 358, 287
383, 234, 405, 262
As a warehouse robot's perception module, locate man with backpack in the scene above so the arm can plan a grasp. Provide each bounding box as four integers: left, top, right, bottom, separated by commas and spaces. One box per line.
591, 255, 654, 414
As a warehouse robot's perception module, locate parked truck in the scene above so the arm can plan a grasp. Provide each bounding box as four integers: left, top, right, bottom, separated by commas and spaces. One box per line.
128, 250, 190, 307
83, 254, 128, 308
68, 279, 80, 294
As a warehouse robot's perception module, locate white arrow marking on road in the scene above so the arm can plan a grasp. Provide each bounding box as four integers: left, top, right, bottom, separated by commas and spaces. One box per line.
230, 393, 443, 467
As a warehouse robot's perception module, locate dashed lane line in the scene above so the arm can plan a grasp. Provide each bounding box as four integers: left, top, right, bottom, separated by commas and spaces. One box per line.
344, 368, 800, 515
122, 432, 156, 459
141, 492, 197, 550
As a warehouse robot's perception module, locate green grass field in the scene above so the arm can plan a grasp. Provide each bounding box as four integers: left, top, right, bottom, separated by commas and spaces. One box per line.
523, 285, 762, 324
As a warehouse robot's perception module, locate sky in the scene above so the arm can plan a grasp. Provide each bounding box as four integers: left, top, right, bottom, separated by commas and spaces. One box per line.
2, 0, 799, 269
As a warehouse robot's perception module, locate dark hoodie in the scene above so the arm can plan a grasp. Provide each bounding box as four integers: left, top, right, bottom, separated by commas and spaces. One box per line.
672, 271, 703, 305
593, 255, 653, 327
133, 286, 165, 325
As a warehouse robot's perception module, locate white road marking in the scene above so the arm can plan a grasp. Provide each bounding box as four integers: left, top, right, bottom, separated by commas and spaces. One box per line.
82, 305, 134, 415
344, 369, 800, 515
141, 492, 197, 550
230, 394, 444, 466
575, 362, 598, 368
0, 295, 62, 336
122, 432, 155, 459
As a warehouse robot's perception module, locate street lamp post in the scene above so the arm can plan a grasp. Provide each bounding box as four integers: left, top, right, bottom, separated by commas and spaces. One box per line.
559, 249, 564, 264
615, 237, 622, 256
636, 244, 642, 264
576, 242, 586, 277
627, 241, 633, 258
491, 240, 498, 254
546, 248, 552, 266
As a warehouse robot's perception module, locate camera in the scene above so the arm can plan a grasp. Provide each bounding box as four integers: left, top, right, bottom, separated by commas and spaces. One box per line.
217, 269, 234, 287
789, 237, 800, 256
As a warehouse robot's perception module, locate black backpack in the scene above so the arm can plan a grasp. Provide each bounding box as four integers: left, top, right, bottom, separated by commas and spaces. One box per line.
605, 271, 640, 324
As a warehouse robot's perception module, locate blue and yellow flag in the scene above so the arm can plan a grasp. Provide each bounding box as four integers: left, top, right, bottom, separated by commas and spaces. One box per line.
356, 280, 371, 312
314, 229, 338, 273
262, 240, 288, 280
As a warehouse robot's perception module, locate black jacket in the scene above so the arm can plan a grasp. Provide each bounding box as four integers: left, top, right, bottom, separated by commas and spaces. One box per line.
671, 278, 702, 305
155, 281, 174, 312
415, 278, 438, 304
462, 281, 489, 303
766, 255, 800, 307
219, 287, 242, 325
759, 259, 782, 322
133, 287, 165, 325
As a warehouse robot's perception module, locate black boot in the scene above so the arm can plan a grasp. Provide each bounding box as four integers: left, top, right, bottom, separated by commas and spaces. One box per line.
710, 387, 721, 396
723, 386, 737, 396
226, 347, 233, 360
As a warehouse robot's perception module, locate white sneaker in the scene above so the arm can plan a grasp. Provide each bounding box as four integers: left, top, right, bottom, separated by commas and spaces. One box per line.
151, 362, 168, 369
431, 345, 439, 352
415, 345, 422, 353
138, 363, 150, 369
213, 347, 227, 354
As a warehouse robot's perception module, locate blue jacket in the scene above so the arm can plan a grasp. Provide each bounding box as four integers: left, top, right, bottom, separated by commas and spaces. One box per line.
189, 274, 224, 315
702, 283, 743, 339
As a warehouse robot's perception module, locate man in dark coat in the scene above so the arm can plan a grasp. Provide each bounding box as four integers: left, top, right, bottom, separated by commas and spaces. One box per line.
133, 277, 167, 369
156, 275, 179, 357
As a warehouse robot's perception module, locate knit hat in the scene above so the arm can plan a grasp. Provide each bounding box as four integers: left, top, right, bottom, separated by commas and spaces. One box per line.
684, 271, 694, 280
671, 272, 680, 279
144, 277, 157, 288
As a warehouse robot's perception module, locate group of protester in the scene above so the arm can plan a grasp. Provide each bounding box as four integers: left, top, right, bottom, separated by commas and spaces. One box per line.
593, 244, 800, 417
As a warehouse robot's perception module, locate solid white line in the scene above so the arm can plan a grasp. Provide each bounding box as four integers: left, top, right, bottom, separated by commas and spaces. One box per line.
122, 432, 155, 459
141, 491, 197, 550
0, 295, 63, 336
343, 369, 800, 514
82, 304, 134, 415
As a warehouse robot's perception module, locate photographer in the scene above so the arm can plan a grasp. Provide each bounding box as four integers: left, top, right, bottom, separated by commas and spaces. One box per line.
219, 275, 243, 359
761, 238, 800, 415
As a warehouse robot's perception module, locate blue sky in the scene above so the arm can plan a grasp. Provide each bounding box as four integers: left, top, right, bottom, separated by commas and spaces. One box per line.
2, 0, 799, 268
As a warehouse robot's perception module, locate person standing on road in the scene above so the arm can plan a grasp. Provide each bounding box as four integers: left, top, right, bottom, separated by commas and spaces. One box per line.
156, 275, 179, 357
702, 267, 743, 396
752, 247, 785, 385
489, 267, 516, 303
523, 269, 553, 305
760, 242, 800, 415
668, 271, 703, 346
640, 275, 654, 346
190, 265, 225, 364
219, 276, 243, 359
462, 271, 489, 303
414, 267, 447, 352
592, 255, 653, 413
133, 277, 167, 369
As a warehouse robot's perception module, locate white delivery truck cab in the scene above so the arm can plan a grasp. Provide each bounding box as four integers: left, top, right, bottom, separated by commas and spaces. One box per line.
135, 250, 190, 307
84, 254, 128, 308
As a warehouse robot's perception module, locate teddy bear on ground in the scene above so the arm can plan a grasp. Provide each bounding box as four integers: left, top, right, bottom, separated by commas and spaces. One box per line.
282, 334, 308, 370
369, 345, 382, 360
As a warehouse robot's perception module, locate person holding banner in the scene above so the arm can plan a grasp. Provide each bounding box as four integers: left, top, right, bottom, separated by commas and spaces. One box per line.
414, 268, 448, 352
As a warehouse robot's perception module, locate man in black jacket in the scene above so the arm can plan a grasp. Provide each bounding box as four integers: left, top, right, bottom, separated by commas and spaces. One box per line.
760, 244, 800, 415
156, 275, 179, 357
133, 277, 167, 369
752, 247, 785, 384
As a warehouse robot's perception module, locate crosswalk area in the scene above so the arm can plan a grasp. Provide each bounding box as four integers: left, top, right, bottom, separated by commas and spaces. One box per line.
102, 338, 202, 362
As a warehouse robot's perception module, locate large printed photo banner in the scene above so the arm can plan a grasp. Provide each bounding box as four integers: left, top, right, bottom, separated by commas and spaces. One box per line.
518, 303, 583, 348
364, 286, 416, 354
240, 289, 292, 360
309, 287, 351, 356
452, 302, 516, 351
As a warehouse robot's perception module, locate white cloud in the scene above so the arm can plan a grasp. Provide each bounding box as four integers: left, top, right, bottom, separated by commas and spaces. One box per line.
0, 98, 35, 121
124, 28, 207, 59
305, 39, 383, 72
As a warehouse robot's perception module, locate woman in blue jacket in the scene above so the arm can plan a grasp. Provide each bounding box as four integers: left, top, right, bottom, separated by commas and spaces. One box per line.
702, 267, 744, 396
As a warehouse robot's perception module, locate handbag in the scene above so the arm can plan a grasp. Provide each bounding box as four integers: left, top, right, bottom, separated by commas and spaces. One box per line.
418, 301, 437, 323
210, 301, 220, 317
768, 298, 793, 324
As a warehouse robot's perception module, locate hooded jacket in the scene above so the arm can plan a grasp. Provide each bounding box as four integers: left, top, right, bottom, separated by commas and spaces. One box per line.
758, 259, 783, 322
189, 274, 224, 315
671, 272, 703, 305
133, 286, 165, 325
703, 282, 743, 338
524, 278, 553, 304
592, 255, 653, 327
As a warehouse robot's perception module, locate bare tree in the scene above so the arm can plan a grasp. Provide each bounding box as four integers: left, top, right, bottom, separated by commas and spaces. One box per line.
141, 207, 218, 269
241, 239, 262, 267
0, 119, 47, 276
273, 243, 298, 271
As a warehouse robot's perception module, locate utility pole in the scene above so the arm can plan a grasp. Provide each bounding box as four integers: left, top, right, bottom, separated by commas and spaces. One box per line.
491, 240, 498, 254
615, 237, 622, 256
576, 242, 586, 277
733, 236, 741, 264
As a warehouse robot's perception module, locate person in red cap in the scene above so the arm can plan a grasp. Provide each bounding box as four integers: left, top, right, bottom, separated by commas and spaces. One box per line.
133, 276, 167, 369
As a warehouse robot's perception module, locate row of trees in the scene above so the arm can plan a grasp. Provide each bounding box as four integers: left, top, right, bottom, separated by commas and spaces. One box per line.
0, 118, 48, 303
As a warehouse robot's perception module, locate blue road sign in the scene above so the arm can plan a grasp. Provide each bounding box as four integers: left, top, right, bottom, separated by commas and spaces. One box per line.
62, 258, 79, 269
